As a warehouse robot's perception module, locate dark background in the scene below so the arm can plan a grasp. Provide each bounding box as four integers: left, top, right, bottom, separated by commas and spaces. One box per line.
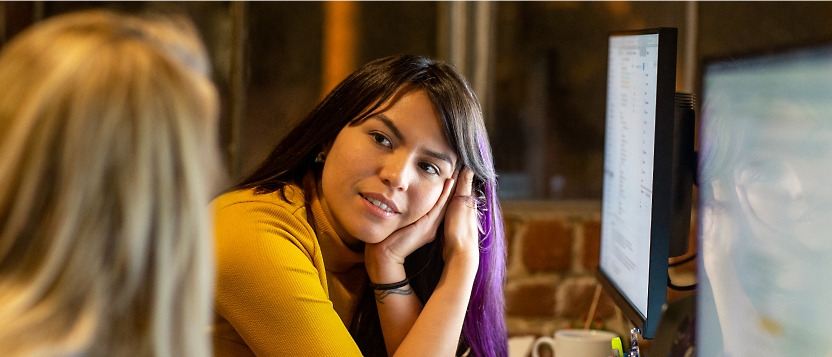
5, 1, 832, 200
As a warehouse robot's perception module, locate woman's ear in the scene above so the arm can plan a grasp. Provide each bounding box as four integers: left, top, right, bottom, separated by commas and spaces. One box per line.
322, 141, 333, 157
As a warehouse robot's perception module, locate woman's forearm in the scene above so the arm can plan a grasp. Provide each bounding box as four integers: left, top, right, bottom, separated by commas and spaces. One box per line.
392, 252, 478, 357
369, 260, 423, 356
370, 251, 478, 357
369, 168, 480, 356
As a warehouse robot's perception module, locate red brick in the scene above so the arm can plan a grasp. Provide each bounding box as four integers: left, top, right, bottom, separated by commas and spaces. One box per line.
522, 219, 571, 272
505, 282, 557, 318
560, 282, 615, 320
504, 217, 518, 262
582, 220, 601, 270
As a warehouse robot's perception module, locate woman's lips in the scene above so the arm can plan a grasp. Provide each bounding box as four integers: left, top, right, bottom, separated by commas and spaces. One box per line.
360, 192, 400, 216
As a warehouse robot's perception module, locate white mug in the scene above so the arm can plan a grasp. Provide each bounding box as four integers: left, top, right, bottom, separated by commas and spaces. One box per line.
531, 329, 618, 357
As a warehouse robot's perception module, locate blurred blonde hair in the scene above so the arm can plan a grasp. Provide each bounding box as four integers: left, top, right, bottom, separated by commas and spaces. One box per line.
0, 9, 222, 357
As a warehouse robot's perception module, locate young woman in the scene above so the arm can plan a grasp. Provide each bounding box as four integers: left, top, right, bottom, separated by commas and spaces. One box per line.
213, 55, 507, 357
0, 10, 222, 357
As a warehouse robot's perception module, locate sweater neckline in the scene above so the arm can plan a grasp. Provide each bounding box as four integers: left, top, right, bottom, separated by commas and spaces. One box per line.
303, 172, 364, 273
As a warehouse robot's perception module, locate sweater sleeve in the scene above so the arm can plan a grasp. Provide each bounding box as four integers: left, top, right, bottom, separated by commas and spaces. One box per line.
213, 197, 364, 357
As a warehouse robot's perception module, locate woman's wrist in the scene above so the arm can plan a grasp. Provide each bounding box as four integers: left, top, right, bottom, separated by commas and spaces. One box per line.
443, 240, 479, 265
444, 247, 480, 275
365, 248, 408, 284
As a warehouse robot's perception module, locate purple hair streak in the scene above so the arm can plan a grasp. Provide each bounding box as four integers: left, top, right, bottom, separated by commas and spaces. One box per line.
460, 136, 507, 357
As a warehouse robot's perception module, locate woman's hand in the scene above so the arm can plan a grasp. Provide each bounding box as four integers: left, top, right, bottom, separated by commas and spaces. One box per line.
365, 167, 480, 282
442, 167, 480, 263
382, 168, 481, 357
367, 168, 481, 357
365, 173, 457, 281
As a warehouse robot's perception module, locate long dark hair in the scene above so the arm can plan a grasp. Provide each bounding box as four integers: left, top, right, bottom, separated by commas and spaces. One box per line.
237, 54, 507, 357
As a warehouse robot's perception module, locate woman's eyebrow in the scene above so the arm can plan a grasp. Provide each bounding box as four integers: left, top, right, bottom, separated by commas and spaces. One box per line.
370, 114, 404, 142
423, 150, 455, 168
369, 114, 455, 167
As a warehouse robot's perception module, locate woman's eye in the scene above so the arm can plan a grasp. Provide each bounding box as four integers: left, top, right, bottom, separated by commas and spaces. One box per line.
748, 163, 786, 183
751, 170, 772, 183
371, 132, 392, 148
419, 162, 439, 176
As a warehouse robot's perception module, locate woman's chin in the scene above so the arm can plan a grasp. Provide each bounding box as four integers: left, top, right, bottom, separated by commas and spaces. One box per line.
349, 228, 393, 246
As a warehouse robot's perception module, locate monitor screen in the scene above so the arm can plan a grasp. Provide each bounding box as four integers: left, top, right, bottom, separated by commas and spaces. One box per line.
697, 43, 832, 356
596, 27, 686, 339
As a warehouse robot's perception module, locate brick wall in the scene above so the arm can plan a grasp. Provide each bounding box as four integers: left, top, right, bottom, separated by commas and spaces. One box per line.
501, 200, 696, 351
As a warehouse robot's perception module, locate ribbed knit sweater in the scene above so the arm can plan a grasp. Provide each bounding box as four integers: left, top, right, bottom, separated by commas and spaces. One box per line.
212, 175, 366, 357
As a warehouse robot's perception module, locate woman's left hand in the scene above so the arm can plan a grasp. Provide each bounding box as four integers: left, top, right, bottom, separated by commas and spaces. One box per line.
441, 167, 480, 263
366, 168, 482, 357
365, 172, 457, 280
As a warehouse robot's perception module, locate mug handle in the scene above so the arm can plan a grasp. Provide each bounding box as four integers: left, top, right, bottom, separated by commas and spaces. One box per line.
531, 336, 555, 357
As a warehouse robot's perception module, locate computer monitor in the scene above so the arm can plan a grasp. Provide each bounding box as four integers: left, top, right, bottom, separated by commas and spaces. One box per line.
697, 42, 832, 356
595, 27, 693, 339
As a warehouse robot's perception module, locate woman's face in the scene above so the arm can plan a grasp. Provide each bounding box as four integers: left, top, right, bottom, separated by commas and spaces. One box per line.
731, 103, 832, 250
319, 89, 458, 246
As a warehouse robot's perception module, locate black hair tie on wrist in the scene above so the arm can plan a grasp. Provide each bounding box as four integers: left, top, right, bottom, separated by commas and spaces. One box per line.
368, 278, 410, 291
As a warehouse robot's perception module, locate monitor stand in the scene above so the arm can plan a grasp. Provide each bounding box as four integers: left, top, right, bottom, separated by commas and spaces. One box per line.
647, 294, 696, 357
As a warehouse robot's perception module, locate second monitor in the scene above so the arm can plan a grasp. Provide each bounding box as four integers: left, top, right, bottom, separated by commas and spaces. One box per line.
596, 27, 695, 339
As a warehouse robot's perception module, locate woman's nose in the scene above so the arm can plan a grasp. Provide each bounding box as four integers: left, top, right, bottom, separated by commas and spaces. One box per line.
379, 153, 411, 191
779, 164, 804, 200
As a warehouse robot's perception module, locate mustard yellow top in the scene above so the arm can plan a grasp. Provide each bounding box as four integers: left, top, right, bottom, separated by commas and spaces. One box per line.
212, 176, 367, 357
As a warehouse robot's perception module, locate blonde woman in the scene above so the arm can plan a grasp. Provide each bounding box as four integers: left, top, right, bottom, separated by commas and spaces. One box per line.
0, 9, 222, 357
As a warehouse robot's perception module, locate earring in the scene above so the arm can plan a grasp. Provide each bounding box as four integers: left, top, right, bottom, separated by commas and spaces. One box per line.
314, 152, 327, 163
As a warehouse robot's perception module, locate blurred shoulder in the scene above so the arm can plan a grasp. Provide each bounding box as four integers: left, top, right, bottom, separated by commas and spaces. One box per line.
213, 184, 306, 215
212, 183, 318, 253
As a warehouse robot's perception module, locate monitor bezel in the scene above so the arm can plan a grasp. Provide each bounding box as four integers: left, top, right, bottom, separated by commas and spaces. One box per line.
595, 27, 679, 339
698, 37, 832, 103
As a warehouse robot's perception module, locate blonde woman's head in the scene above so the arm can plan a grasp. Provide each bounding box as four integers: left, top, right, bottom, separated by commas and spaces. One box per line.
0, 9, 222, 357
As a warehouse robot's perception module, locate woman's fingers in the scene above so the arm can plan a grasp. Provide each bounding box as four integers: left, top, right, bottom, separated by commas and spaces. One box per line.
449, 167, 477, 211
454, 167, 474, 197
404, 175, 457, 246
442, 167, 480, 261
427, 176, 457, 232
370, 174, 459, 265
